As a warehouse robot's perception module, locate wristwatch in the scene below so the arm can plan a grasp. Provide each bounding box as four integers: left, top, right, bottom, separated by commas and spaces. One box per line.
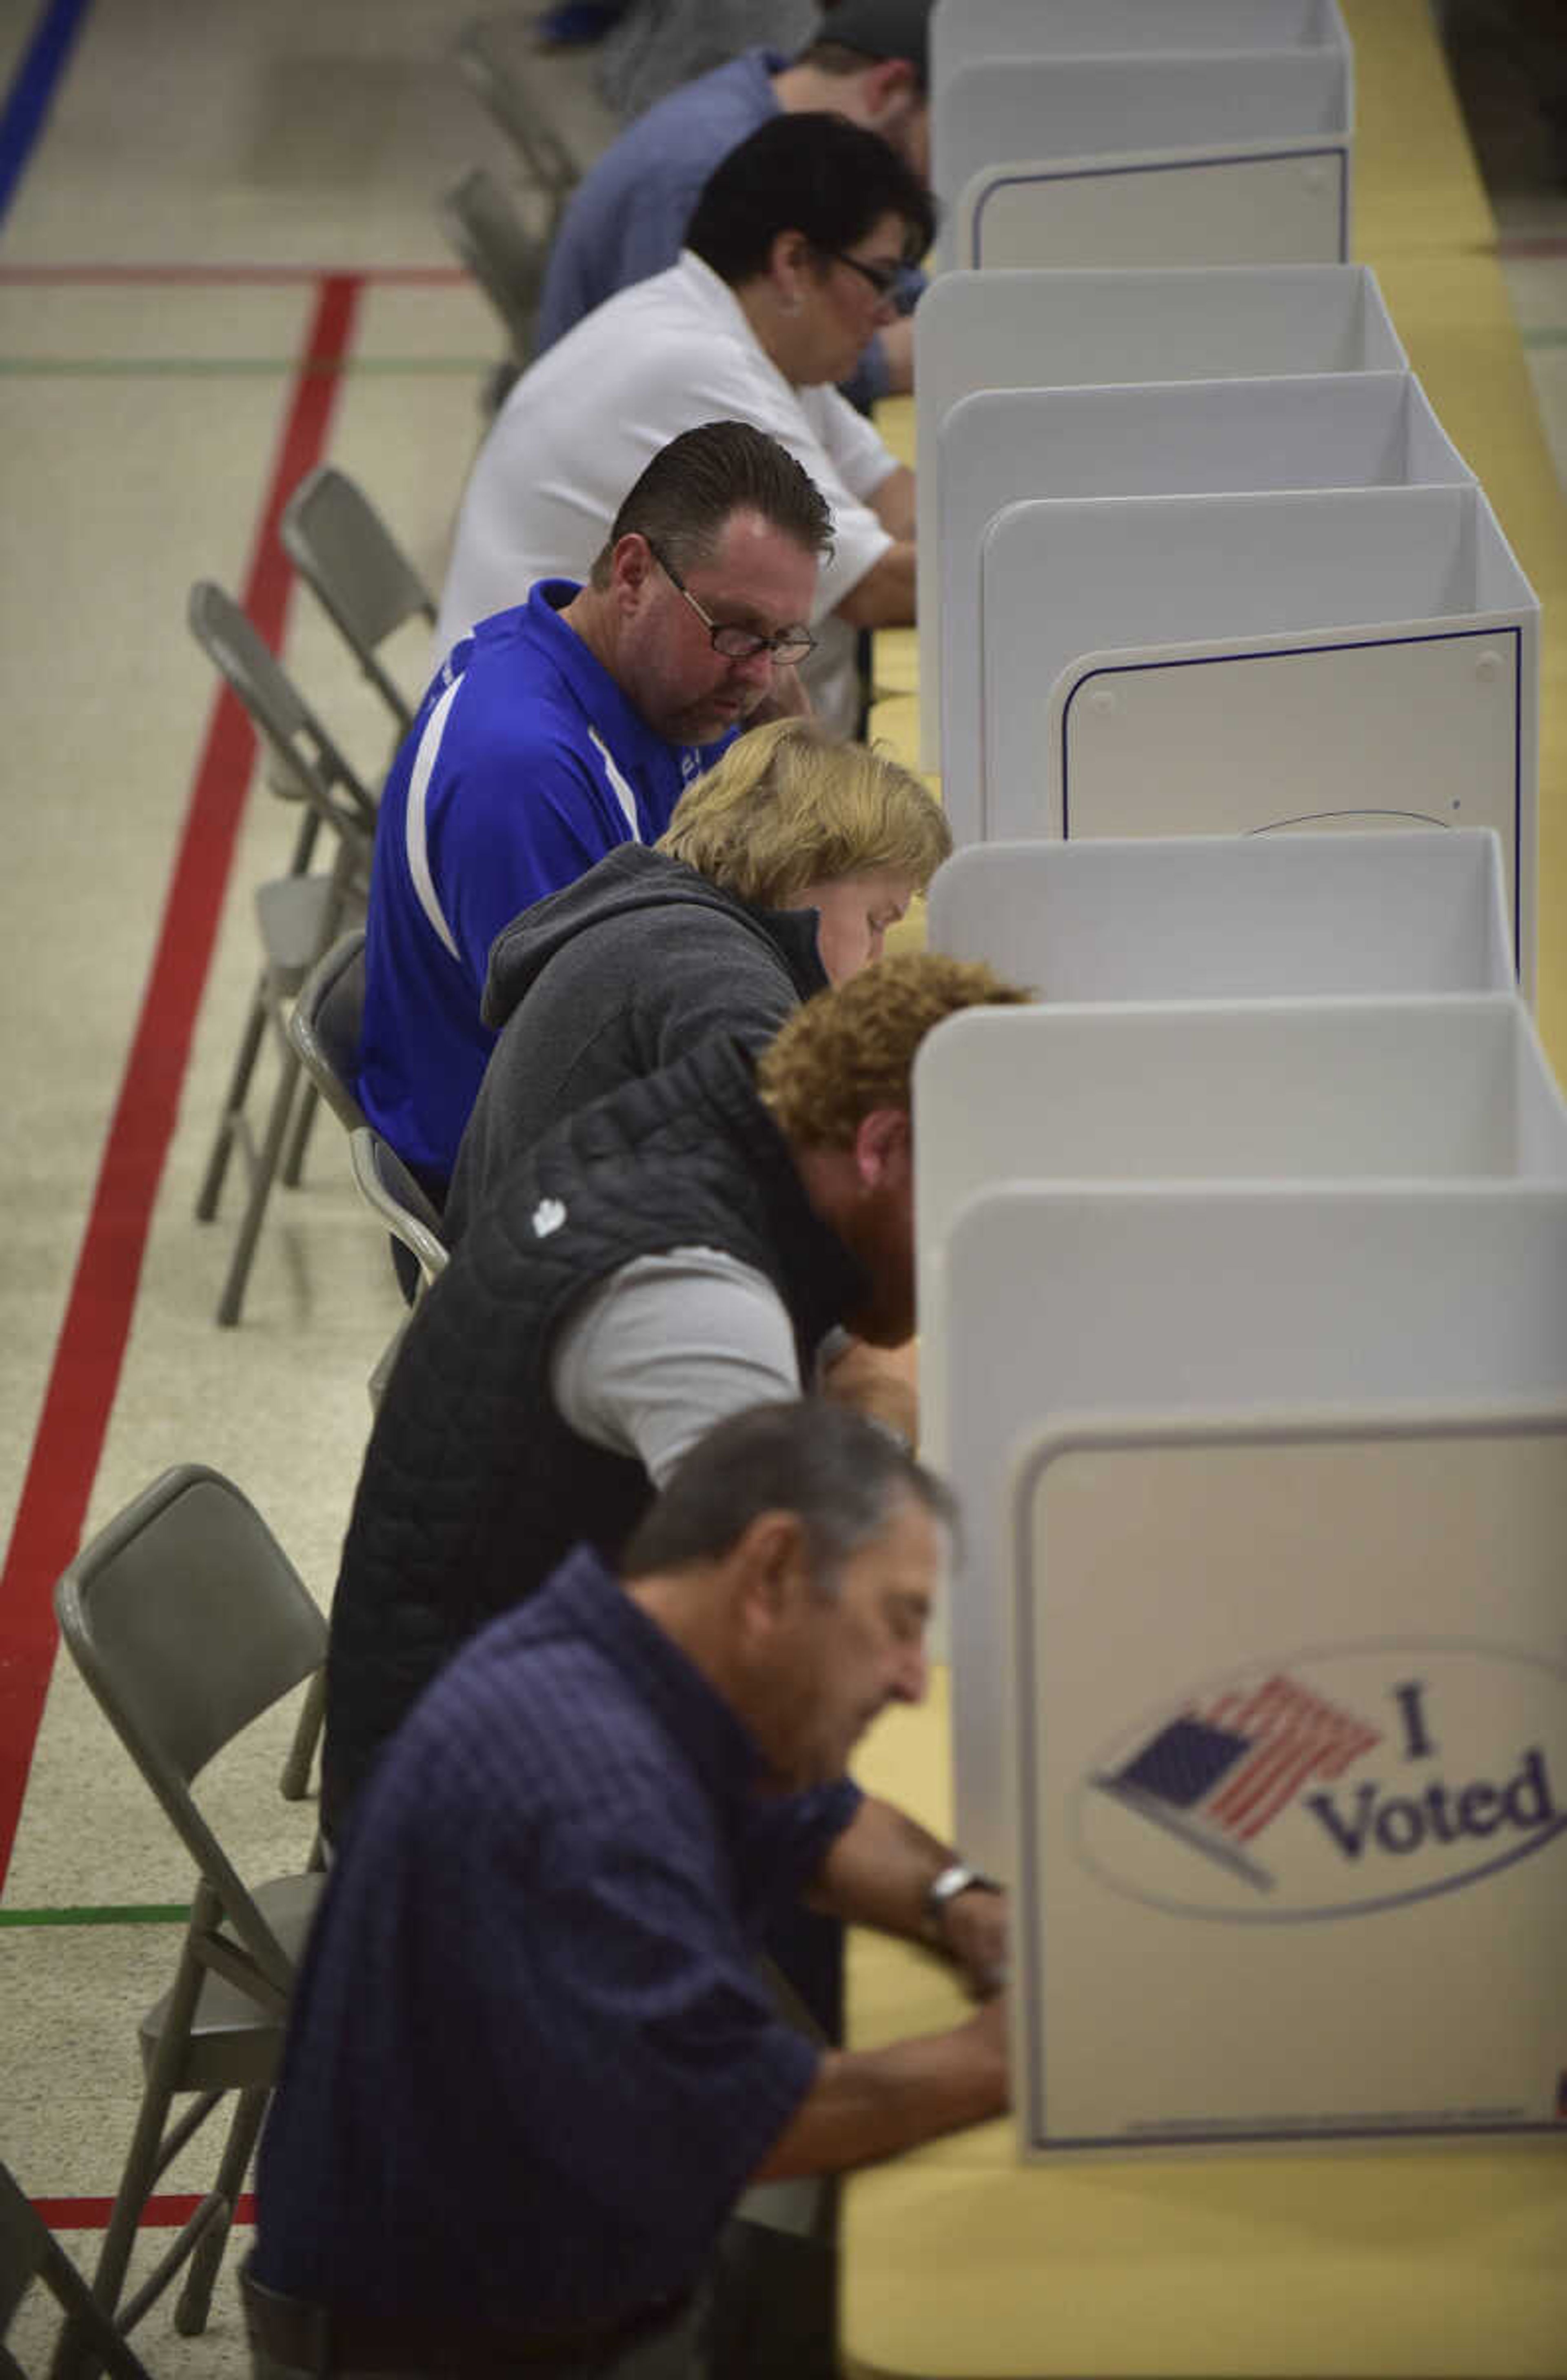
923, 1860, 1002, 1939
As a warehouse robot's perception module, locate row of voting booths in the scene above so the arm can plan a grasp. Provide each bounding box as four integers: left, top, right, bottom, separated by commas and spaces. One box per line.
907, 1, 1565, 2160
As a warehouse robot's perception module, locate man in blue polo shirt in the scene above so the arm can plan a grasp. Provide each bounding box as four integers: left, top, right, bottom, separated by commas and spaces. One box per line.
355, 420, 832, 1201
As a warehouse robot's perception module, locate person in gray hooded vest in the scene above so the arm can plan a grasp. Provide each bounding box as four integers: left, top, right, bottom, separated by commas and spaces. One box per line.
444, 716, 950, 1238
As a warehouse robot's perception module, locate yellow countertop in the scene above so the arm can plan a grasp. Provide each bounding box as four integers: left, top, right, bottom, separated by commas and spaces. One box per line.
843, 1682, 1567, 2380
1340, 0, 1495, 258
850, 12, 1567, 2367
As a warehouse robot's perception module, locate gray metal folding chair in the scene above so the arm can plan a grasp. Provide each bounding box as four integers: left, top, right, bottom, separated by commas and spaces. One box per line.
285, 927, 368, 1141
453, 13, 582, 239
1, 2165, 154, 2380
49, 1466, 326, 2377
348, 1126, 451, 1406
437, 164, 547, 366
187, 582, 378, 1326
280, 467, 435, 737
348, 1126, 448, 1292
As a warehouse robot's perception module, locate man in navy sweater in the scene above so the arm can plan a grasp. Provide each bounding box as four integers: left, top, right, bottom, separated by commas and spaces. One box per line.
247, 1402, 1008, 2379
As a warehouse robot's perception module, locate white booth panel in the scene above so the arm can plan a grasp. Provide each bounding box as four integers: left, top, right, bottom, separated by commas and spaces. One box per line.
934, 51, 1352, 267
1008, 1402, 1567, 2152
915, 998, 1567, 1224
914, 263, 1407, 764
934, 49, 1350, 225
958, 142, 1350, 270
969, 484, 1539, 991
915, 994, 1567, 1469
932, 371, 1469, 779
931, 0, 1343, 80
939, 1183, 1567, 1870
926, 830, 1516, 1000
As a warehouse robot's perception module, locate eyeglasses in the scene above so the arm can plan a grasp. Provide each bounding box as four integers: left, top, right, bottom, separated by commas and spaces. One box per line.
648, 541, 817, 667
827, 250, 904, 302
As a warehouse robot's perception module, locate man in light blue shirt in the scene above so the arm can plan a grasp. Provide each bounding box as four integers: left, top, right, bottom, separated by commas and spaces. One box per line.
535, 0, 932, 409
355, 422, 831, 1198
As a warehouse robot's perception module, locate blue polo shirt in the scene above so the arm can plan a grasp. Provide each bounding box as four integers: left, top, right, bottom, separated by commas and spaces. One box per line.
252, 1545, 859, 2326
356, 583, 731, 1191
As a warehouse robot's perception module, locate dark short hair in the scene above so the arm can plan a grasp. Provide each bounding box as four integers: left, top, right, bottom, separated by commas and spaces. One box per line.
589, 419, 834, 590
621, 1400, 959, 1593
685, 113, 936, 289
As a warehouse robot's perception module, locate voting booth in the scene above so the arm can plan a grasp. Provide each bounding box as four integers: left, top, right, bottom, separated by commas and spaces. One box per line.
964, 481, 1539, 993
933, 51, 1354, 272
913, 998, 1567, 1863
933, 369, 1472, 783
926, 828, 1517, 1001
937, 1180, 1567, 1885
914, 262, 1407, 765
930, 0, 1349, 84
1007, 1397, 1567, 2153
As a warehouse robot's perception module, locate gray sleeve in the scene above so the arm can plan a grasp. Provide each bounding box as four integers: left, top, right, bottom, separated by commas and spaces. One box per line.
550, 1249, 803, 1488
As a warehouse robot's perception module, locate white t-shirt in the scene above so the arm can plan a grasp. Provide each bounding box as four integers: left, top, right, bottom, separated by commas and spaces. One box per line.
435, 252, 899, 728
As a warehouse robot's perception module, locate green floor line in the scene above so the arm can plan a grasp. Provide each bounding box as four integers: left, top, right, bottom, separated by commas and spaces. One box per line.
0, 353, 494, 376
0, 1904, 189, 1926
1520, 327, 1567, 350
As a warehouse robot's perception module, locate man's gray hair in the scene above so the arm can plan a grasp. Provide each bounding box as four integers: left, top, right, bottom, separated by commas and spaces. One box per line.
620, 1400, 958, 1595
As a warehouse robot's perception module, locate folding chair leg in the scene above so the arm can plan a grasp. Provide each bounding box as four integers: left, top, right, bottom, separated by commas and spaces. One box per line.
214, 1042, 307, 1328
279, 1670, 324, 1800
195, 977, 269, 1223
279, 1078, 320, 1190
50, 1953, 206, 2380
174, 2085, 269, 2336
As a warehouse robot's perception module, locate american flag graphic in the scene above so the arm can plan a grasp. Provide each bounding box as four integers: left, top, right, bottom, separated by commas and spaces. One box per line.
1095, 1673, 1383, 1891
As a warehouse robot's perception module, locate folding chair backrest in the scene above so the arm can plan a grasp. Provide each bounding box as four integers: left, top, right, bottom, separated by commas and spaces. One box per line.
54, 1466, 327, 1991
289, 927, 368, 1136
0, 2163, 153, 2379
348, 1126, 450, 1289
437, 166, 545, 359
455, 13, 581, 201
280, 467, 435, 732
187, 580, 378, 850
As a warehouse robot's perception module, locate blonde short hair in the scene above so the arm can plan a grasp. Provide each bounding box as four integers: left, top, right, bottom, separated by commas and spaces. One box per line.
757, 951, 1030, 1149
656, 718, 951, 905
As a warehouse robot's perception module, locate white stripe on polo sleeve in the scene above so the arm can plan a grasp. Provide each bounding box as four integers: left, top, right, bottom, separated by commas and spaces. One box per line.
404, 675, 466, 960
587, 726, 643, 840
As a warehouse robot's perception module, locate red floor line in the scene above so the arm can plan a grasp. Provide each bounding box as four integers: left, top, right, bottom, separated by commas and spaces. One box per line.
1497, 235, 1567, 259
0, 260, 461, 284
0, 271, 362, 1895
32, 2193, 256, 2230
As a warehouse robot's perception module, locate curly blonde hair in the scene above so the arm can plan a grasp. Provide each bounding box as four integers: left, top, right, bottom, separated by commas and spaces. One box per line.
757, 952, 1030, 1149
656, 718, 951, 905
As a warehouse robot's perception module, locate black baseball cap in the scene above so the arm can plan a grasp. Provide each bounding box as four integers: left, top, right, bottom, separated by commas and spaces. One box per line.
814, 0, 932, 89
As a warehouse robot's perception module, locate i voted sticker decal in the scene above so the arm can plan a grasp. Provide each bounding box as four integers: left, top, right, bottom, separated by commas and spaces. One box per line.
1074, 1644, 1567, 1922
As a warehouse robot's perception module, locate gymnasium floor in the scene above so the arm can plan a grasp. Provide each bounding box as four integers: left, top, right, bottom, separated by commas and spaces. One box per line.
0, 3, 1564, 2373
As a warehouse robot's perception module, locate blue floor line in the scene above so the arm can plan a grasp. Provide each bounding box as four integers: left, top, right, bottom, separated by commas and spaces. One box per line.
0, 0, 93, 230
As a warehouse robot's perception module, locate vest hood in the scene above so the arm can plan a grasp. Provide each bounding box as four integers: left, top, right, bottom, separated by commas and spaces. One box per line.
481, 845, 825, 1030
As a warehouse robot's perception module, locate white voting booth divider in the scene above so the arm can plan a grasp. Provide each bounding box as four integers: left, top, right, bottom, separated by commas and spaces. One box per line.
926, 829, 1517, 1002
933, 1179, 1567, 1890
933, 52, 1353, 272
917, 991, 1567, 1475
934, 370, 1472, 787
1006, 1396, 1567, 2153
913, 263, 1407, 767
968, 481, 1540, 993
930, 0, 1347, 83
